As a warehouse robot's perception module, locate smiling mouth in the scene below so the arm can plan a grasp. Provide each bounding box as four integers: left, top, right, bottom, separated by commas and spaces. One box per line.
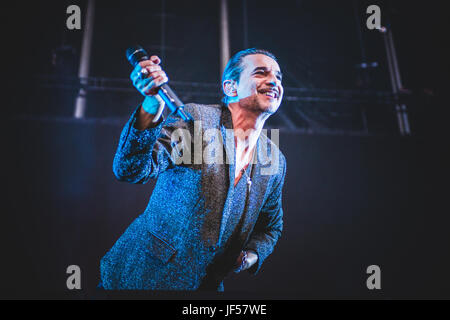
259, 90, 278, 99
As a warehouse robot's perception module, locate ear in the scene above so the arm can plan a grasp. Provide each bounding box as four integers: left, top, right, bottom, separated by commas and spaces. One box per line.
222, 80, 237, 98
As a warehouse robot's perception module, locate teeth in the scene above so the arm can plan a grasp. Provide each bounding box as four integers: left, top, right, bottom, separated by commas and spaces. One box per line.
264, 91, 276, 98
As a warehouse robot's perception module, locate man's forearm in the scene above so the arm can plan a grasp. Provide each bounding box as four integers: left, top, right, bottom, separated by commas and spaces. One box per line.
134, 96, 165, 130
134, 105, 162, 130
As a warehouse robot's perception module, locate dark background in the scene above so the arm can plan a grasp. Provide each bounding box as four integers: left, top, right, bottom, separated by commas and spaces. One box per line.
2, 0, 449, 299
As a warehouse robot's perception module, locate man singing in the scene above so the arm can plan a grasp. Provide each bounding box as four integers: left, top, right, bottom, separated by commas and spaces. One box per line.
100, 48, 287, 291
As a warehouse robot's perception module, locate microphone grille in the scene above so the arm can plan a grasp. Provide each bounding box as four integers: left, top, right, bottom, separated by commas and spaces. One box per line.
126, 45, 149, 66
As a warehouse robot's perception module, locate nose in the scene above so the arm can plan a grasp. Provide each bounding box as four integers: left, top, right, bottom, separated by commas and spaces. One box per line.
266, 72, 280, 87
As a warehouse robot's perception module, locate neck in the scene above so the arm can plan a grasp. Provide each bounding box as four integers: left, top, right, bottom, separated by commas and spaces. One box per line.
227, 103, 268, 164
227, 102, 268, 140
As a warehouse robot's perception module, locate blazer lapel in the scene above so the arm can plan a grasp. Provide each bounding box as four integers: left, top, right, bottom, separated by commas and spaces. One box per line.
239, 133, 274, 235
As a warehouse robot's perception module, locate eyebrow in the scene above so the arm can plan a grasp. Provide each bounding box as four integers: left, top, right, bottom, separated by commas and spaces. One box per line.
252, 67, 283, 79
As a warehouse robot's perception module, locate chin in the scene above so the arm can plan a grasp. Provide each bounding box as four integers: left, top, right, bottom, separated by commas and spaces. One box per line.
262, 102, 281, 114
255, 99, 278, 113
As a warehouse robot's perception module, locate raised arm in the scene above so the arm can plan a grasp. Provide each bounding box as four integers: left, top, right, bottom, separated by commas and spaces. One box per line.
112, 54, 193, 183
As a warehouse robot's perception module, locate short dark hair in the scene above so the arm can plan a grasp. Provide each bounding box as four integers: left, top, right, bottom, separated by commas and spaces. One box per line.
221, 48, 278, 104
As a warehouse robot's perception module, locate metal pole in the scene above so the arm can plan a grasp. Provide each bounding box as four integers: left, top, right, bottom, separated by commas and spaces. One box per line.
383, 31, 404, 134
353, 0, 367, 63
383, 27, 411, 135
161, 0, 166, 62
243, 0, 248, 48
388, 30, 410, 135
74, 0, 95, 118
220, 0, 230, 78
383, 33, 398, 94
387, 30, 404, 90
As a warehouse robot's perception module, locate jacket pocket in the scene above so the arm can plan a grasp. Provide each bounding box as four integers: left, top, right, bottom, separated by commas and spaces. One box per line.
146, 231, 177, 264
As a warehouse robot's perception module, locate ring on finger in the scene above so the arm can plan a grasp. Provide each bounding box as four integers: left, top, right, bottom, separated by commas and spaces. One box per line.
139, 68, 149, 79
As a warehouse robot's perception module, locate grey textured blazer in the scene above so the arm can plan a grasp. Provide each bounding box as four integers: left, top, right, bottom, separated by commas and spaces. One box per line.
100, 103, 286, 290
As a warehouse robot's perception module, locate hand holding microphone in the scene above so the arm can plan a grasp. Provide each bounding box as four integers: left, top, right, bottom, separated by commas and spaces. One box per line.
130, 54, 167, 97
127, 46, 192, 122
129, 55, 167, 117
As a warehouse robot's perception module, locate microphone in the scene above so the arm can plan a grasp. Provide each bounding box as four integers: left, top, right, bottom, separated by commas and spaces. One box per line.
126, 45, 193, 122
